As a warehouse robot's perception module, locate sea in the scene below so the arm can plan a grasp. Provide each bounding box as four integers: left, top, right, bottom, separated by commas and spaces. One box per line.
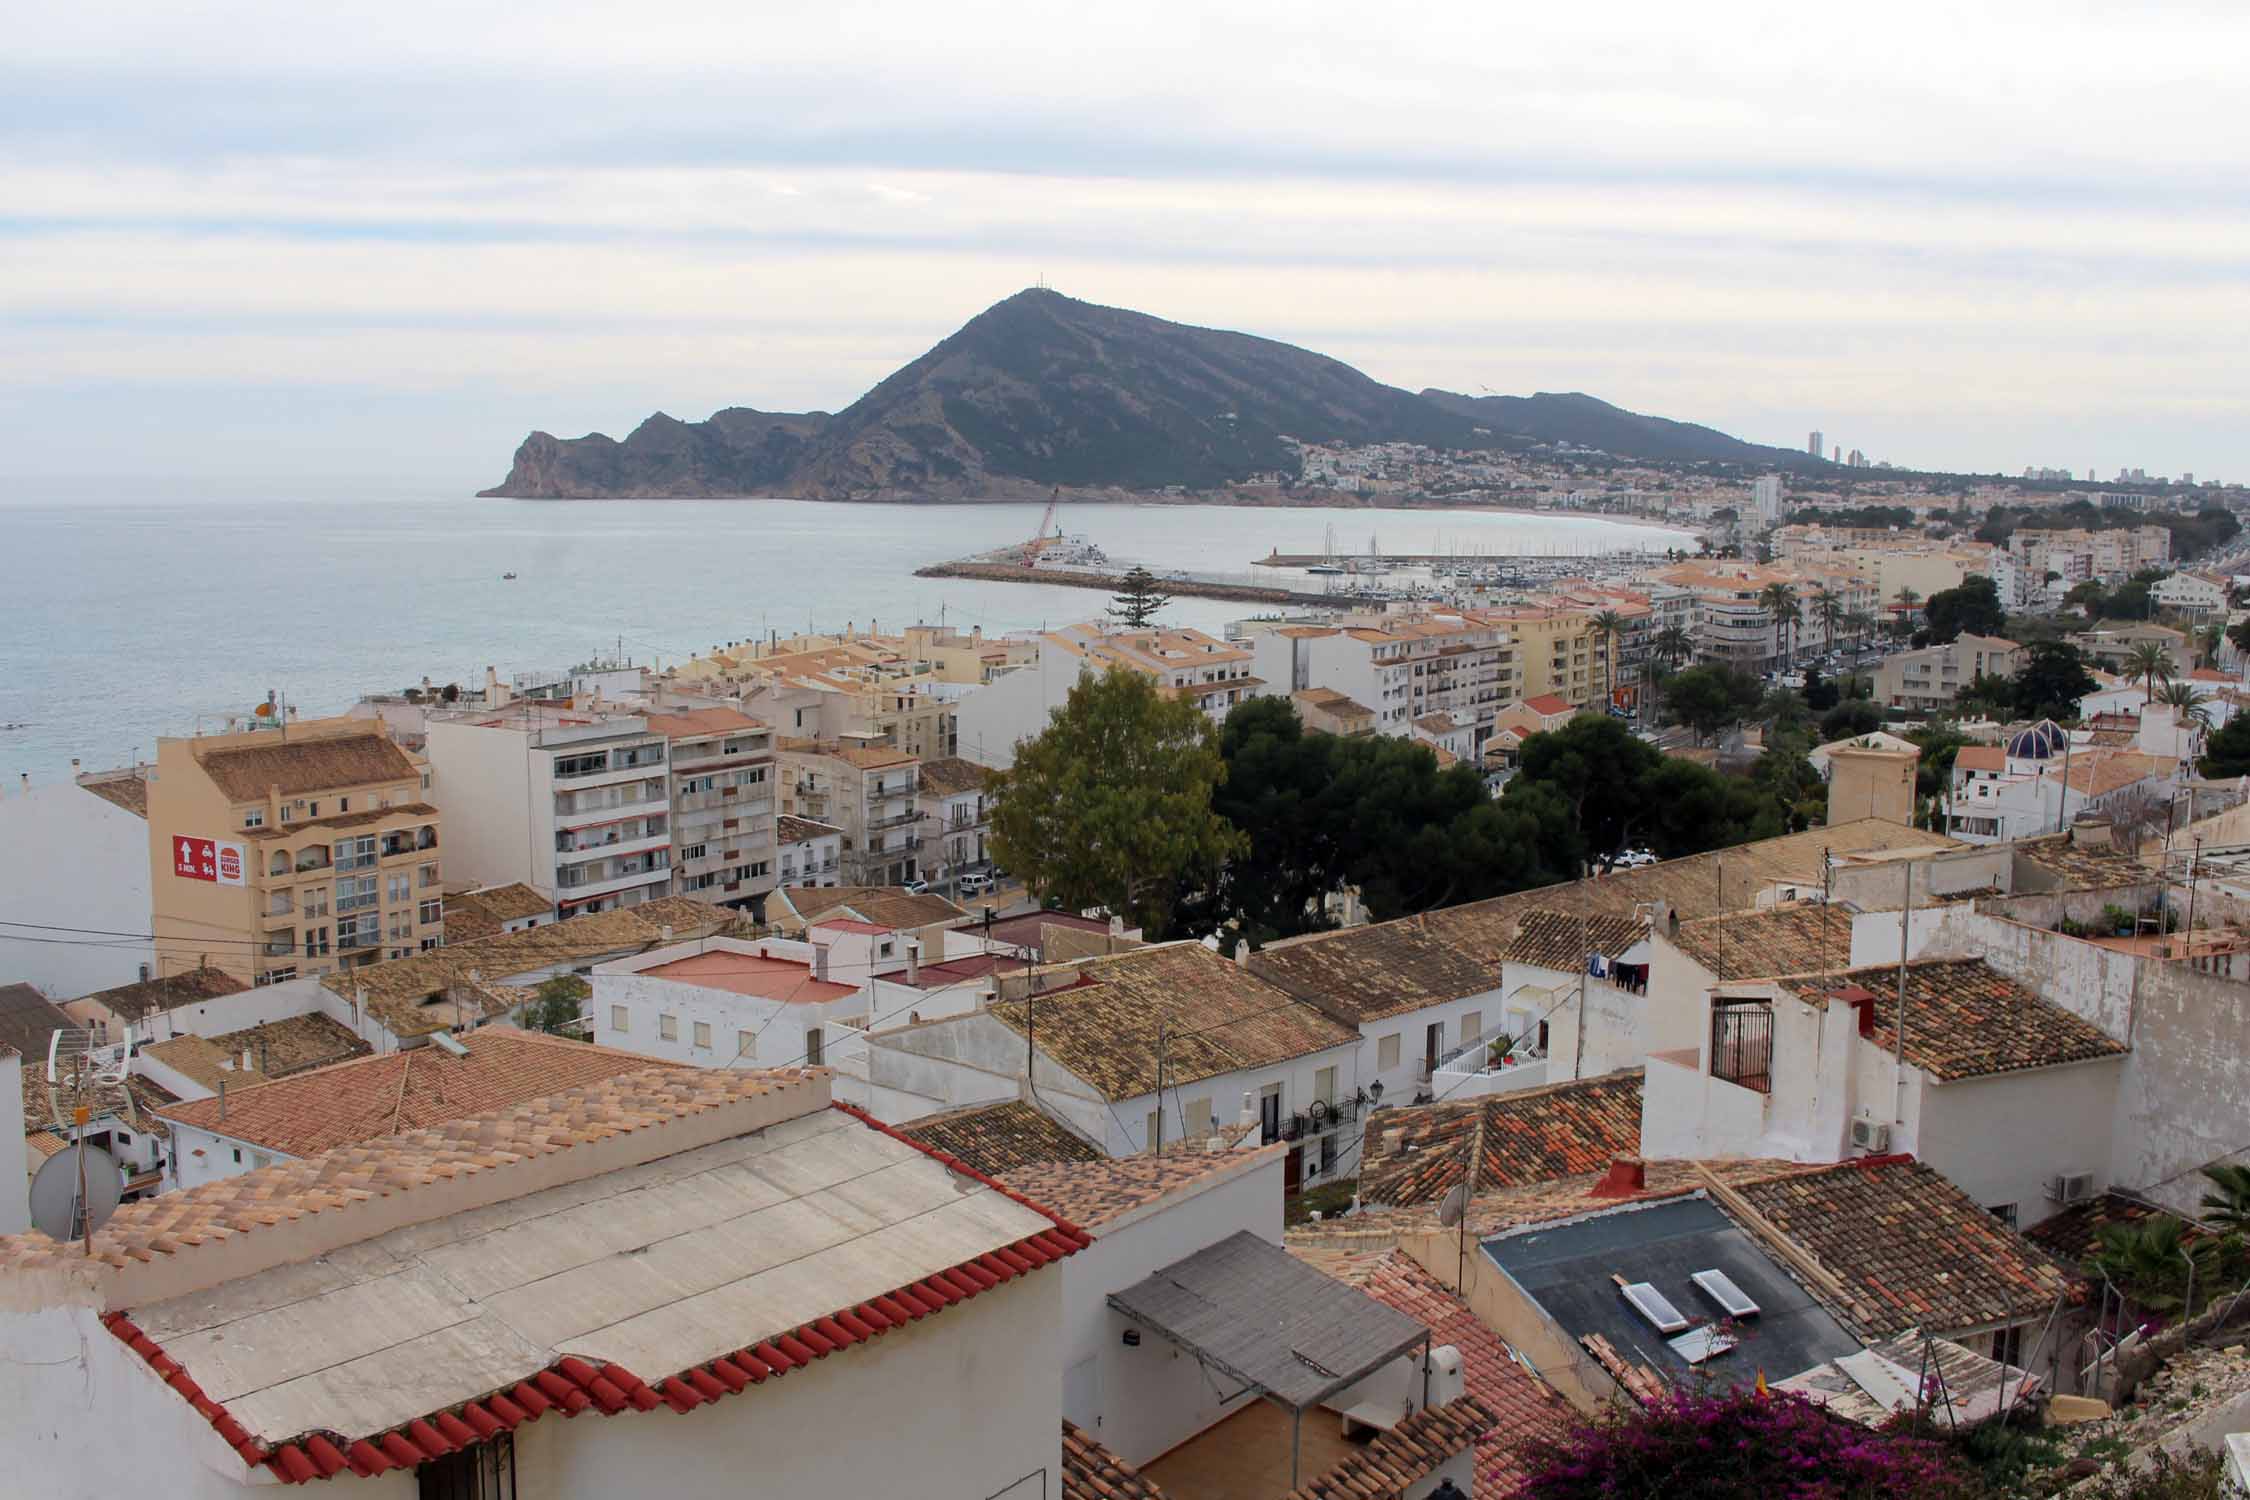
0, 495, 1692, 783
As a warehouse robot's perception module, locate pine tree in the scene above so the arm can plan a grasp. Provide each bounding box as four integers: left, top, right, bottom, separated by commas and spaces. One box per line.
1108, 565, 1171, 628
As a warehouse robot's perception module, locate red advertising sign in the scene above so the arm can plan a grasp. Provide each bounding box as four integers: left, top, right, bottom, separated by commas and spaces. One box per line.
172, 834, 247, 886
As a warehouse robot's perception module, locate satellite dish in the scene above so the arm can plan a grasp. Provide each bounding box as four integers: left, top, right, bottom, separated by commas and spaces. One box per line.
29, 1145, 123, 1244
1437, 1182, 1470, 1229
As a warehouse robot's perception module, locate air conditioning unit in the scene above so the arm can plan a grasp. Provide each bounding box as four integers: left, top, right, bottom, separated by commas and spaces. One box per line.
1848, 1116, 1890, 1153
2047, 1170, 2096, 1204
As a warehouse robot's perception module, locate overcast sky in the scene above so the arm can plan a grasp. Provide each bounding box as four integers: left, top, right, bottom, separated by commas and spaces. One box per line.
5, 0, 2247, 495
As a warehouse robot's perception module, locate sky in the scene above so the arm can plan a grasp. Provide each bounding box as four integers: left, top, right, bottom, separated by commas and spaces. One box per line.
4, 0, 2248, 496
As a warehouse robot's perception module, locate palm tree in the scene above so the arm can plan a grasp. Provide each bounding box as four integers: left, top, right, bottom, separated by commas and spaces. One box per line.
2085, 1216, 2216, 1317
1891, 586, 1921, 640
1590, 609, 1625, 711
1844, 610, 1880, 653
1757, 582, 1800, 670
2125, 641, 2172, 705
2200, 1163, 2250, 1233
1810, 587, 1844, 658
2156, 679, 2213, 728
1655, 623, 1694, 668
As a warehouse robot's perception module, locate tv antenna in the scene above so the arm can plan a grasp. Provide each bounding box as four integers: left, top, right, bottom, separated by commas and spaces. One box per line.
46, 1025, 140, 1139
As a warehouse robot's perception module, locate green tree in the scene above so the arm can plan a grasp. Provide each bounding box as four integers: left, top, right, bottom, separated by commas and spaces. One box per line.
1809, 586, 1844, 656
1106, 565, 1171, 628
1664, 664, 1763, 744
2085, 1215, 2217, 1316
2201, 714, 2250, 777
1801, 664, 1839, 713
1890, 586, 1922, 638
988, 667, 1242, 936
2012, 641, 2099, 721
2194, 623, 2224, 670
1509, 715, 1786, 859
1921, 575, 2006, 644
2228, 615, 2250, 656
2199, 1163, 2250, 1234
1955, 673, 2018, 721
1653, 623, 1695, 669
1819, 699, 1885, 742
523, 974, 590, 1038
2155, 679, 2212, 728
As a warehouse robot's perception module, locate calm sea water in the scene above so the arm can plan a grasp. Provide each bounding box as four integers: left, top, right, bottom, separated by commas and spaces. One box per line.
0, 495, 1690, 781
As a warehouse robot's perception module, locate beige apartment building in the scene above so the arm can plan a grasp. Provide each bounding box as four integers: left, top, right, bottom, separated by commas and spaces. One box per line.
777, 737, 922, 886
148, 719, 441, 988
643, 706, 778, 914
1480, 606, 1601, 708
1872, 633, 2024, 712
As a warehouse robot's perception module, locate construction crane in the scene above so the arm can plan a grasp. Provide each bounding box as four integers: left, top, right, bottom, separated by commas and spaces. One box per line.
1020, 489, 1061, 564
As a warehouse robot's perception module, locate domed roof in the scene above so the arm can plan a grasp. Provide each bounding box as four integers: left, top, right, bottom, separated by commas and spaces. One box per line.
2007, 719, 2068, 760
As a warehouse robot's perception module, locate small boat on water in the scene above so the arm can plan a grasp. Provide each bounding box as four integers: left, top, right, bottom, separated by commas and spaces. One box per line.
501, 572, 518, 580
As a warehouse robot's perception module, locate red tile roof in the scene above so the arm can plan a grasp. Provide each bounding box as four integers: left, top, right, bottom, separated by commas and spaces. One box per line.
1359, 1071, 1644, 1207
1504, 909, 1649, 973
897, 1099, 1104, 1174
1280, 1397, 1496, 1500
1730, 1156, 2080, 1338
1250, 916, 1500, 1025
1001, 1148, 1279, 1228
1330, 1250, 1572, 1493
154, 1026, 688, 1157
1523, 694, 1572, 716
1779, 959, 2127, 1081
633, 949, 859, 1004
1063, 1421, 1167, 1500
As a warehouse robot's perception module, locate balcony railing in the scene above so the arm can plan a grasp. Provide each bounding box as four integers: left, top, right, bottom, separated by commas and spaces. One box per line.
867, 809, 921, 832
1274, 1096, 1360, 1143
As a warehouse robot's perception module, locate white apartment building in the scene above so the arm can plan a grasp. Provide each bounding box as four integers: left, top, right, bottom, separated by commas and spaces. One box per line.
776, 737, 921, 886
1250, 611, 1513, 743
955, 624, 1260, 768
1940, 724, 2175, 844
425, 708, 674, 916
593, 934, 880, 1095
1752, 475, 1783, 527
776, 815, 843, 889
643, 707, 778, 915
2152, 571, 2228, 619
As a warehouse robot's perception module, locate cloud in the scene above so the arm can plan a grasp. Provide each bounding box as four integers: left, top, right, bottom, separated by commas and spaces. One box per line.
3, 0, 2248, 480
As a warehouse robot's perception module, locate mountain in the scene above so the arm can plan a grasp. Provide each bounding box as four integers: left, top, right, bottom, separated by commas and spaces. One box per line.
481, 290, 1802, 499
1418, 389, 1816, 469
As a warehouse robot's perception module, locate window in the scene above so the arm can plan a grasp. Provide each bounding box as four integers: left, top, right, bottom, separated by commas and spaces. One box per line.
1709, 997, 1775, 1093
737, 1029, 756, 1062
262, 966, 297, 985
805, 1027, 823, 1065
303, 928, 330, 958
608, 1005, 629, 1033
1992, 1325, 2025, 1368
680, 843, 707, 862
419, 899, 443, 925
554, 751, 610, 779
1461, 1010, 1482, 1045
658, 1013, 678, 1042
243, 806, 265, 828
335, 835, 377, 871
387, 873, 412, 905
749, 860, 769, 878
1989, 1202, 2019, 1230
231, 1148, 241, 1163
879, 941, 895, 958
1377, 1033, 1400, 1071
336, 874, 379, 911
417, 1432, 515, 1500
420, 862, 440, 888
693, 1021, 712, 1050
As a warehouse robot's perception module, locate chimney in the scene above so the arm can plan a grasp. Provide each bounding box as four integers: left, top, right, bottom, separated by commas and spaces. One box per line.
1238, 1091, 1258, 1132
1109, 913, 1123, 936
1234, 939, 1250, 967
907, 939, 921, 985
241, 1049, 254, 1074
814, 944, 831, 982
660, 924, 674, 944
1424, 1345, 1466, 1408
1588, 1155, 1646, 1198
1834, 984, 1880, 1038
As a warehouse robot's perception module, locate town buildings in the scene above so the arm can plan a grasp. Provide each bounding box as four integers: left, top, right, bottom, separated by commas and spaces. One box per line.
1941, 723, 2174, 843
956, 622, 1260, 767
916, 755, 993, 887
1870, 632, 2024, 712
776, 737, 922, 886
424, 705, 673, 917
147, 718, 440, 987
775, 814, 843, 889
643, 706, 778, 913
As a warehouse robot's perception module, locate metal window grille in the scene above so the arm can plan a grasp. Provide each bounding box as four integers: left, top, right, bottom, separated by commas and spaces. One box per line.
1709, 998, 1774, 1093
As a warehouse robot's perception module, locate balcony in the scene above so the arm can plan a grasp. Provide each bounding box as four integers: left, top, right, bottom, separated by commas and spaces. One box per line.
553, 783, 667, 826
556, 821, 668, 857
1273, 1096, 1360, 1144
866, 808, 921, 832
262, 933, 296, 958
1430, 1039, 1551, 1099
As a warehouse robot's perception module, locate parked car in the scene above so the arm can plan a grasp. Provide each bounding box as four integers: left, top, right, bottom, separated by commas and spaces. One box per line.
957, 871, 993, 896
901, 879, 930, 895
1614, 848, 1659, 869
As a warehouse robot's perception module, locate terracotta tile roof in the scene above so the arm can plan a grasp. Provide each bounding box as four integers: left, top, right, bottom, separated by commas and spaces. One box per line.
0, 983, 72, 1060
440, 881, 554, 941
779, 738, 917, 769
896, 1099, 1104, 1174
2011, 831, 2149, 892
1280, 1397, 1496, 1500
140, 1014, 370, 1092
319, 898, 738, 1037
240, 802, 438, 841
74, 965, 247, 1026
1359, 1071, 1644, 1207
155, 1026, 690, 1158
1523, 693, 1572, 715
1250, 916, 1498, 1025
1001, 1147, 1280, 1228
1504, 910, 1649, 973
1956, 746, 2005, 773
2023, 1192, 2176, 1262
1421, 819, 1959, 967
2047, 749, 2172, 798
1667, 902, 1858, 980
774, 884, 971, 931
1323, 1250, 1571, 1494
775, 815, 840, 844
988, 945, 1359, 1101
1730, 1156, 2080, 1338
1778, 959, 2127, 1081
640, 706, 765, 739
195, 732, 419, 802
4, 1066, 811, 1274
78, 771, 149, 817
1063, 1421, 1167, 1500
915, 755, 991, 798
